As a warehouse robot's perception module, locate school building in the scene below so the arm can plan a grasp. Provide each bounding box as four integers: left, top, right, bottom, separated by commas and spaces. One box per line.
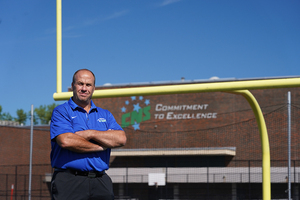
0, 76, 300, 199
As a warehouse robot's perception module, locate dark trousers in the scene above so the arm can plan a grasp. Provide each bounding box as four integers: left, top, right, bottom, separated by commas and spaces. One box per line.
51, 170, 114, 200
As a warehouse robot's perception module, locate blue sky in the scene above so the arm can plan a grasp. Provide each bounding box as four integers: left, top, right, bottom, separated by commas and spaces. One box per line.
0, 0, 299, 121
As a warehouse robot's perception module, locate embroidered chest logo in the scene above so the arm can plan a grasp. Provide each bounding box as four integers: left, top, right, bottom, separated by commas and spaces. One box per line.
97, 118, 107, 122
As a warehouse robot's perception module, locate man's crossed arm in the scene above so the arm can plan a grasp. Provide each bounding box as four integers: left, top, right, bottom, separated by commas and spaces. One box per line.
56, 130, 126, 153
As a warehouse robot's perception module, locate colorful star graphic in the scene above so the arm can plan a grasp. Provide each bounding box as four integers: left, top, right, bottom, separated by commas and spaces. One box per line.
133, 103, 141, 112
145, 99, 150, 105
132, 122, 140, 130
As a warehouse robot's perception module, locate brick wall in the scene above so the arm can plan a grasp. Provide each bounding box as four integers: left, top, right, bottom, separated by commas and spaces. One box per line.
0, 126, 51, 173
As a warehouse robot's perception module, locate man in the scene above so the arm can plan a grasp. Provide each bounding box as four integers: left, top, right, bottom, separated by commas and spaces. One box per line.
50, 69, 126, 200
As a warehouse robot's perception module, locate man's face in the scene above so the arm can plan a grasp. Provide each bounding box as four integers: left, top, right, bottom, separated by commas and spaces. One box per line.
72, 70, 95, 106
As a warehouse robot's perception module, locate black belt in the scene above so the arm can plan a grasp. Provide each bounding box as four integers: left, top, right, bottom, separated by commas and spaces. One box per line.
55, 169, 105, 178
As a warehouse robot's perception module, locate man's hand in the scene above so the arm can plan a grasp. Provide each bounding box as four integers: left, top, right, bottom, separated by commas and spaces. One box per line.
74, 129, 93, 140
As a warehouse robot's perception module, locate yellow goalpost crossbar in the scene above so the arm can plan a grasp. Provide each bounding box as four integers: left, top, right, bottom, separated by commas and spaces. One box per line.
54, 0, 300, 199
53, 77, 300, 100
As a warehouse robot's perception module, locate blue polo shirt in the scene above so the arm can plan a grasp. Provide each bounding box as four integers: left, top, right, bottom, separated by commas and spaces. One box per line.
50, 98, 123, 171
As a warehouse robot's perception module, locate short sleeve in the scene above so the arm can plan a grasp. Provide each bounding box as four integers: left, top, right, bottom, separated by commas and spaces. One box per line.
50, 105, 74, 140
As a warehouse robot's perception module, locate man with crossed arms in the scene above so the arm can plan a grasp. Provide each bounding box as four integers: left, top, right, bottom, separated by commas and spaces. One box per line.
50, 69, 126, 200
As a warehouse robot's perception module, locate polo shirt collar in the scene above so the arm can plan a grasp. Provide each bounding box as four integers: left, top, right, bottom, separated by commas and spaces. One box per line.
68, 97, 97, 112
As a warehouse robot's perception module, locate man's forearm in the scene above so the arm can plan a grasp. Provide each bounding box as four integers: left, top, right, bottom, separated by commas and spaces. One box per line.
75, 129, 127, 148
56, 133, 106, 153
